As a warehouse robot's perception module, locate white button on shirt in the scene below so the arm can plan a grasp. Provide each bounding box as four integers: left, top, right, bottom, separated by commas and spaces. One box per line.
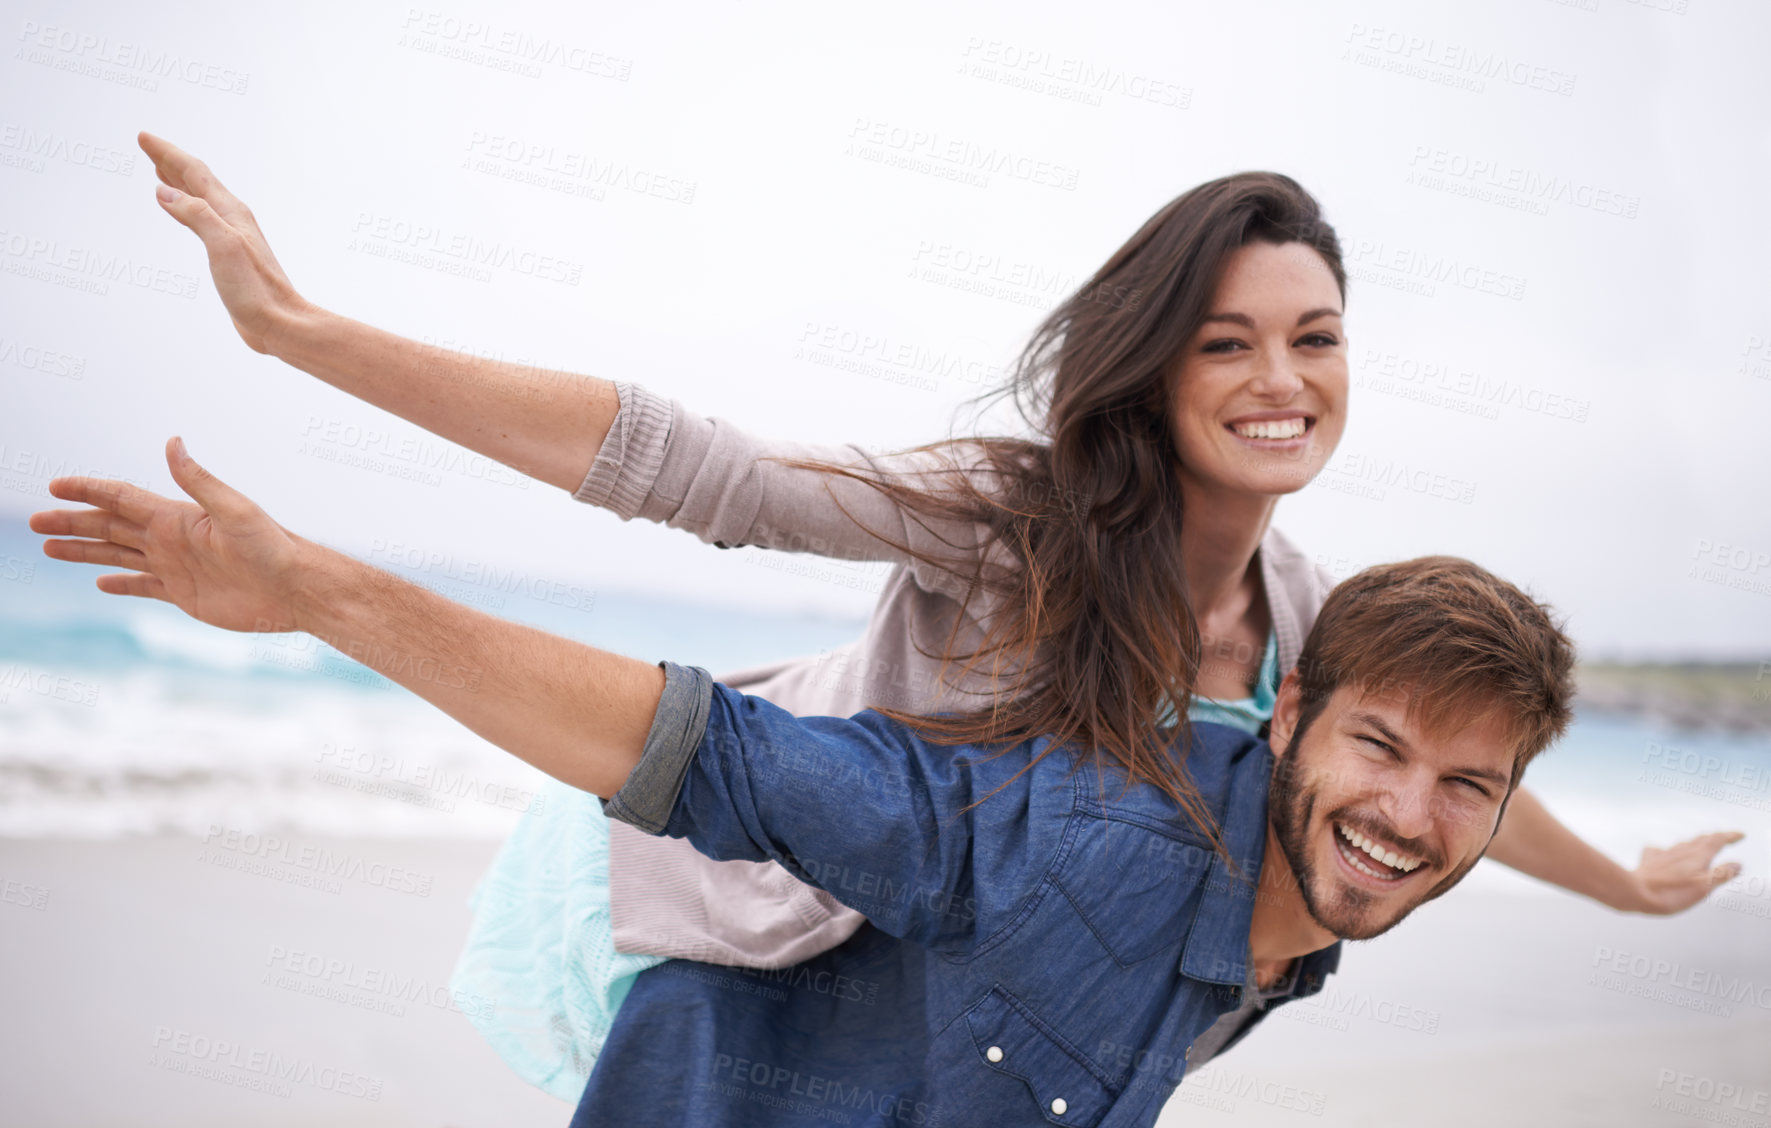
1051, 1097, 1068, 1115
985, 1045, 1003, 1062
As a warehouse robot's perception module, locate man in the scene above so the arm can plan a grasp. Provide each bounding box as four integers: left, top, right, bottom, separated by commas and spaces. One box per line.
32, 440, 1618, 1127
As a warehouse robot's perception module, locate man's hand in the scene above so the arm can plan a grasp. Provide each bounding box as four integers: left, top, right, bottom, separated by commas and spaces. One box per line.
140, 131, 309, 354
1623, 831, 1746, 915
32, 438, 663, 796
29, 437, 316, 634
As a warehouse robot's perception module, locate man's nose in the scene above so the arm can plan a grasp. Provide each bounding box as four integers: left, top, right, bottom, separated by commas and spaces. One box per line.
1374, 773, 1437, 844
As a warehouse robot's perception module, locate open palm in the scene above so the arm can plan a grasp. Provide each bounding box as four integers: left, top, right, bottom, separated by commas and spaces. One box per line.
1630, 831, 1746, 915
29, 437, 312, 634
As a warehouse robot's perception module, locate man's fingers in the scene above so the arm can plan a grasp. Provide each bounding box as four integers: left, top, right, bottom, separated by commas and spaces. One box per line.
1712, 862, 1743, 886
96, 571, 168, 601
164, 437, 259, 524
28, 507, 148, 549
46, 476, 164, 526
42, 538, 152, 572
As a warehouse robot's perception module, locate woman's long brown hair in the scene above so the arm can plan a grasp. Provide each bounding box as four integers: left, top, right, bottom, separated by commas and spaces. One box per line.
781, 172, 1347, 856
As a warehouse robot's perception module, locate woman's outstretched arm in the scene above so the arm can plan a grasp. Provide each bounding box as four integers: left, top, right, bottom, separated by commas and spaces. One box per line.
141, 131, 619, 494
141, 132, 993, 585
1485, 787, 1742, 914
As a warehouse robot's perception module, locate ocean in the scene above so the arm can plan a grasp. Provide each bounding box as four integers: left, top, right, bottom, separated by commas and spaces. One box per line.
2, 518, 1767, 898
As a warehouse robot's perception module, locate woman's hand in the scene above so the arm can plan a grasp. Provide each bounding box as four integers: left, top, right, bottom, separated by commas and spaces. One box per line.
29, 437, 320, 635
139, 131, 309, 354
1623, 830, 1746, 915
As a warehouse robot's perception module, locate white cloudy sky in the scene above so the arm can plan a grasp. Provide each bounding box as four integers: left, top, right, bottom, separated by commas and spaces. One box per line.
3, 0, 1768, 659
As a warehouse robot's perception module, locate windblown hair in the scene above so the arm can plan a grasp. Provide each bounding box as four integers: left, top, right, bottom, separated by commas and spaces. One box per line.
1290, 556, 1577, 786
775, 172, 1347, 855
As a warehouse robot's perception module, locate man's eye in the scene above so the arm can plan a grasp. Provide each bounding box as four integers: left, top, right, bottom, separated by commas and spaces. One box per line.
1453, 777, 1490, 796
1357, 735, 1393, 755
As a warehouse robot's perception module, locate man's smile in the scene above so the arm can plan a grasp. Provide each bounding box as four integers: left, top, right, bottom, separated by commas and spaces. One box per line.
1329, 821, 1429, 888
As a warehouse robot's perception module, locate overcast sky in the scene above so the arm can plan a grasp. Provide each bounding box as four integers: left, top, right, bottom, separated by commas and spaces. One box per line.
4, 0, 1768, 659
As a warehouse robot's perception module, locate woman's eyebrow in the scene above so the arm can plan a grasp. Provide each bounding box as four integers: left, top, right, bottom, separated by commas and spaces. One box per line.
1199, 308, 1343, 329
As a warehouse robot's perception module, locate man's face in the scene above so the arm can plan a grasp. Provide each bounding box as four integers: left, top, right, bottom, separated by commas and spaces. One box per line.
1265, 673, 1518, 941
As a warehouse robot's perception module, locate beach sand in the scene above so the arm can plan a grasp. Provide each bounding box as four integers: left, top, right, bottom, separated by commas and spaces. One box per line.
3, 836, 1767, 1127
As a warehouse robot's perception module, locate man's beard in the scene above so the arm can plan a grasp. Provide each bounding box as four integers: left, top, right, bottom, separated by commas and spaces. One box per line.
1267, 735, 1480, 941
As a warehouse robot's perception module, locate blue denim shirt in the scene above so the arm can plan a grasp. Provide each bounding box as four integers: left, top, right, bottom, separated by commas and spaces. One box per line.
575, 662, 1341, 1128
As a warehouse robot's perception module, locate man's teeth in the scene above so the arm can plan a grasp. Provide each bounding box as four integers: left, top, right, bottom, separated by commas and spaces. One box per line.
1336, 823, 1423, 874
1232, 418, 1307, 440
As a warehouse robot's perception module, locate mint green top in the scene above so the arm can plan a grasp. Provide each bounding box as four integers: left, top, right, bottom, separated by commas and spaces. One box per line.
1163, 630, 1280, 735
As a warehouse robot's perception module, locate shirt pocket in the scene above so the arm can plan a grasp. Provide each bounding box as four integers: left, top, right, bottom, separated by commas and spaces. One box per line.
964, 985, 1118, 1127
1053, 818, 1214, 967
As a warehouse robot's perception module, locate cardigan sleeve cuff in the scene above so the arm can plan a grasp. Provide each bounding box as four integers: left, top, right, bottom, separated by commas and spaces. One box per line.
572, 381, 677, 520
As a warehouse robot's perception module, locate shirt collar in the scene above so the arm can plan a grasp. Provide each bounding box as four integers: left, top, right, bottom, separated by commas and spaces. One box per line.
1177, 743, 1342, 998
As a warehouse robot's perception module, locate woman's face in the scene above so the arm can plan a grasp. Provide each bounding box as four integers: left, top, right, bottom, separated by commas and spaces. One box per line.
1167, 240, 1348, 498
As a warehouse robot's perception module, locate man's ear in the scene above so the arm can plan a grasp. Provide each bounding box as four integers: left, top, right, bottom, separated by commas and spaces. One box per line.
1269, 669, 1303, 757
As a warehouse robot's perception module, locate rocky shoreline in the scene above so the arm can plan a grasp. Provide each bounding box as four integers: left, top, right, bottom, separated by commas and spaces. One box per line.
1575, 663, 1771, 733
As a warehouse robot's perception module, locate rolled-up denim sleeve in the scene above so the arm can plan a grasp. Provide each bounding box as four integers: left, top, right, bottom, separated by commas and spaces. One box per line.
602, 661, 1057, 951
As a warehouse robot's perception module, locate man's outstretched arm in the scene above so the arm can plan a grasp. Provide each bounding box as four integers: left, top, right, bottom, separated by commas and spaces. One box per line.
30, 438, 1017, 950
30, 437, 661, 797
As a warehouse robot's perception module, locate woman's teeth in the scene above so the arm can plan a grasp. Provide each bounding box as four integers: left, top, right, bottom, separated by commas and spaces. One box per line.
1231, 418, 1307, 440
1336, 822, 1423, 877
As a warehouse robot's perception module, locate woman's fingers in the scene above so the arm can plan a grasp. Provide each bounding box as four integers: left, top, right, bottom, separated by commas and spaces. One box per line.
41, 538, 152, 572
154, 182, 240, 245
96, 572, 169, 601
27, 507, 148, 549
138, 132, 252, 223
46, 476, 166, 526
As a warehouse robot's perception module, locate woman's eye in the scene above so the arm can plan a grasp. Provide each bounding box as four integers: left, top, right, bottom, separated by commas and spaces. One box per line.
1298, 333, 1339, 347
1202, 339, 1246, 353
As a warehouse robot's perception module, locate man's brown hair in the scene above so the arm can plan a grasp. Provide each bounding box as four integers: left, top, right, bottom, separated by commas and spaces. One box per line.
1291, 556, 1577, 785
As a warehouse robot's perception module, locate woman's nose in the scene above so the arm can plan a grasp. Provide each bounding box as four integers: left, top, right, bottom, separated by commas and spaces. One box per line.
1247, 348, 1305, 398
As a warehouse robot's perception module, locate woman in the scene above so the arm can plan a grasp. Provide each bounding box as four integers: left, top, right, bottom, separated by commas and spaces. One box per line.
138, 134, 1743, 1101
